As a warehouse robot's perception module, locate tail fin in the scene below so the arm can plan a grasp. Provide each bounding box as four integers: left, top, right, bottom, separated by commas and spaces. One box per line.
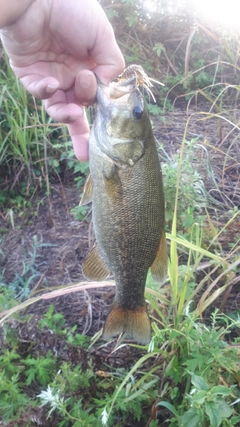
103, 303, 151, 345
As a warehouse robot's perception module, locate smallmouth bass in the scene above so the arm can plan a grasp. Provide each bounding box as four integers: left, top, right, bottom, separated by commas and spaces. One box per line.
81, 65, 168, 344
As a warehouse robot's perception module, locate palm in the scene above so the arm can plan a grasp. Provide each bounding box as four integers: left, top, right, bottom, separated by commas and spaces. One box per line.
0, 0, 124, 160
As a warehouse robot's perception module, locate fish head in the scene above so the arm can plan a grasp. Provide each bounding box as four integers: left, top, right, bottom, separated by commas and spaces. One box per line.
94, 76, 148, 167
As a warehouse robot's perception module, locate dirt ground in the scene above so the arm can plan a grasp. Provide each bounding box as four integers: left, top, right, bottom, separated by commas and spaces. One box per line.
0, 103, 240, 360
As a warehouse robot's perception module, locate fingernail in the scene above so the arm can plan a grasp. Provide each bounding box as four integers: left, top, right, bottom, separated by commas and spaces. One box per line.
46, 84, 59, 93
79, 74, 92, 89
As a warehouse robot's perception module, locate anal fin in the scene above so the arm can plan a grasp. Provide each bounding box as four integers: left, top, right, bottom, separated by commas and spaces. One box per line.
150, 229, 168, 284
82, 244, 110, 281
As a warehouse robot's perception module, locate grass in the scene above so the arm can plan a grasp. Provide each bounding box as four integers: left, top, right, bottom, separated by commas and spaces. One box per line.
0, 56, 52, 182
0, 51, 89, 214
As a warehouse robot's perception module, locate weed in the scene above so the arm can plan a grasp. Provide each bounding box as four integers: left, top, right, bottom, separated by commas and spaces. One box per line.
57, 139, 89, 188
147, 102, 165, 116
0, 235, 51, 304
0, 372, 30, 422
24, 351, 57, 385
162, 373, 237, 427
70, 204, 89, 222
38, 305, 66, 334
38, 305, 91, 347
0, 349, 23, 377
0, 52, 89, 207
159, 138, 207, 230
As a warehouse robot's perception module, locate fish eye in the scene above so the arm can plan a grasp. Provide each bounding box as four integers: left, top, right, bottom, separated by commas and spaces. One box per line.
132, 106, 143, 119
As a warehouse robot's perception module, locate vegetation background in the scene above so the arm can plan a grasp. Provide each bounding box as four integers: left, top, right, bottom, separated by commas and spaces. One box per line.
0, 1, 239, 426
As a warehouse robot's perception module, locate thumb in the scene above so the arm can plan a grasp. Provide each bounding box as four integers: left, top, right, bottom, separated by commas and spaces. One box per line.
91, 24, 125, 85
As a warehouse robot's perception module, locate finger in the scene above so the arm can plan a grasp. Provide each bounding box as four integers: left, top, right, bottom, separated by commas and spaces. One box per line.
75, 70, 97, 106
91, 24, 125, 85
44, 90, 83, 123
67, 112, 90, 162
20, 75, 60, 99
94, 53, 125, 85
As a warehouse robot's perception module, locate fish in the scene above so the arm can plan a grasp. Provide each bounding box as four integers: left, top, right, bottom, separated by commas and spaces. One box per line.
81, 65, 168, 344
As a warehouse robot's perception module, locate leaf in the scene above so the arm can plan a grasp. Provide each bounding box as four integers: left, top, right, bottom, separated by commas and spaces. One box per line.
53, 159, 59, 168
217, 401, 232, 418
230, 415, 240, 425
123, 378, 158, 403
166, 233, 223, 262
182, 407, 200, 427
157, 401, 179, 417
205, 401, 222, 427
210, 385, 231, 396
191, 390, 207, 404
191, 374, 209, 391
26, 367, 36, 385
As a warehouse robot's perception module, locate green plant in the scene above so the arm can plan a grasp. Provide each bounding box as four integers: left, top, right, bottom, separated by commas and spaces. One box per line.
0, 372, 30, 422
181, 374, 236, 427
38, 305, 66, 334
147, 102, 164, 116
154, 310, 240, 422
57, 139, 89, 188
0, 349, 23, 377
159, 138, 208, 229
24, 351, 57, 386
38, 363, 98, 426
37, 360, 159, 427
0, 57, 52, 184
1, 235, 49, 301
101, 310, 240, 426
38, 305, 91, 348
0, 51, 86, 206
70, 204, 89, 221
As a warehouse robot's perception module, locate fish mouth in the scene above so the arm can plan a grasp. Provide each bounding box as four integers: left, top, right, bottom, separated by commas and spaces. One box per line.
111, 75, 138, 93
97, 75, 138, 107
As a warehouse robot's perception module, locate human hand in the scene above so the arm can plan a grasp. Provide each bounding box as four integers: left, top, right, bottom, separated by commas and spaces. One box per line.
0, 0, 125, 161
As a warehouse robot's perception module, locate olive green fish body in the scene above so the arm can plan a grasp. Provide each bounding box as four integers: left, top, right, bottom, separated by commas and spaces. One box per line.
82, 71, 168, 344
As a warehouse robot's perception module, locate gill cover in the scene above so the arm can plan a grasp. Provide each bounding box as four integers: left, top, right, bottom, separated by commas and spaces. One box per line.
94, 77, 146, 167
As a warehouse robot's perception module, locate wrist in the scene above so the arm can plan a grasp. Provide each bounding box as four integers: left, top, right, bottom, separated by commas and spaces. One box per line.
0, 0, 35, 29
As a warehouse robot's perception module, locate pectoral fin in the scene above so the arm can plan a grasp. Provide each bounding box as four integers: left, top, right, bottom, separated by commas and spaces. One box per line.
150, 229, 168, 284
82, 243, 110, 281
103, 164, 123, 201
80, 174, 93, 206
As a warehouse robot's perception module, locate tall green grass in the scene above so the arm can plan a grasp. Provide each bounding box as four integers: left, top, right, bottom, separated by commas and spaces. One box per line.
0, 55, 49, 177
0, 51, 85, 207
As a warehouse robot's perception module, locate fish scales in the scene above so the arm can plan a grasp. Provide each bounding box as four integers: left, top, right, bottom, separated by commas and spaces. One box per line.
81, 66, 168, 344
92, 131, 163, 304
